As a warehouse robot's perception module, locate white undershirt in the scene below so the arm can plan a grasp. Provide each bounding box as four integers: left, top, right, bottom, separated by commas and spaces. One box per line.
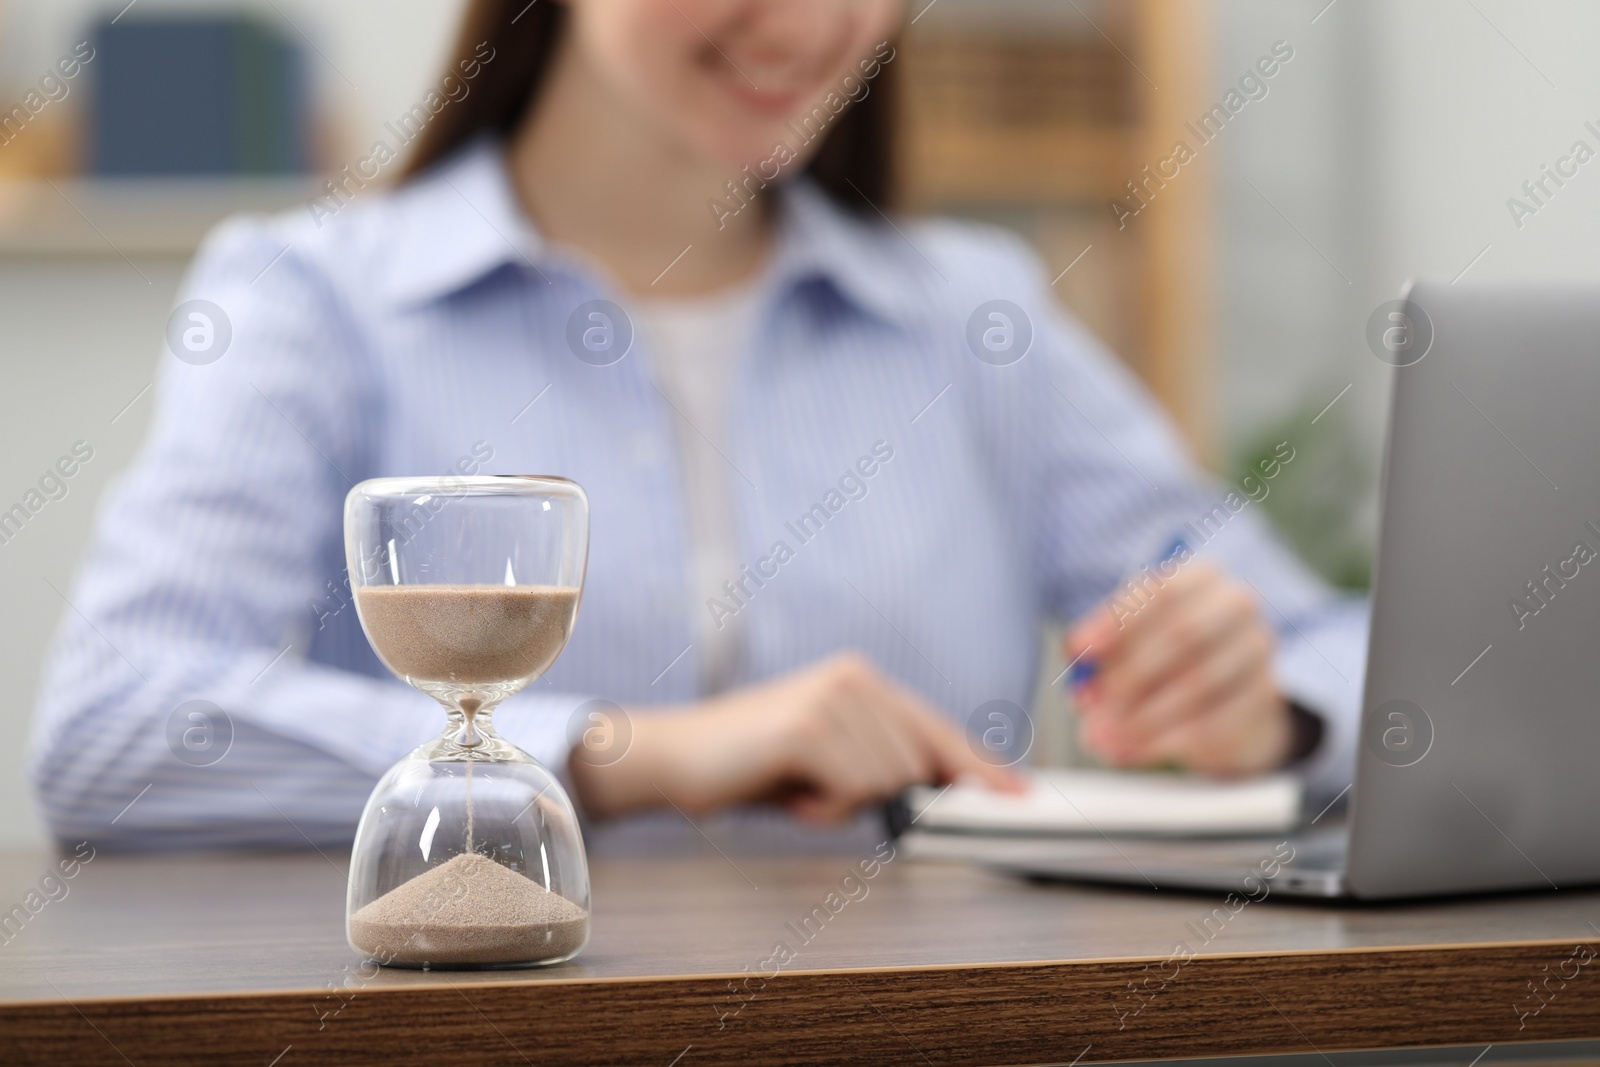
633, 280, 764, 695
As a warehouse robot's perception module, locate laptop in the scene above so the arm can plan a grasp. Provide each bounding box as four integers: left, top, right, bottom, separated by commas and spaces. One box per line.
979, 279, 1600, 899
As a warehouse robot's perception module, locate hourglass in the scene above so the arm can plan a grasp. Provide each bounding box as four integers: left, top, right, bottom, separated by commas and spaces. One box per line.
343, 475, 590, 968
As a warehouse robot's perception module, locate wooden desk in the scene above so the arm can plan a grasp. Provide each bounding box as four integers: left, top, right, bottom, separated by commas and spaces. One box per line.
3, 837, 1600, 1065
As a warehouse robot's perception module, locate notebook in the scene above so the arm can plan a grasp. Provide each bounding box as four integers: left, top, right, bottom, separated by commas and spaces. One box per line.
893, 769, 1303, 841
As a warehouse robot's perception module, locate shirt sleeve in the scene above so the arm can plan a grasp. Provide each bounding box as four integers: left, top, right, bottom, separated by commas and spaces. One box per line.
26, 217, 589, 850
956, 230, 1367, 804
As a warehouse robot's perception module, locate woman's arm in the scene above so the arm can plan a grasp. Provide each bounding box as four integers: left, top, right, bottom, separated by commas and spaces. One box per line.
569, 653, 1020, 822
957, 230, 1365, 800
27, 218, 591, 849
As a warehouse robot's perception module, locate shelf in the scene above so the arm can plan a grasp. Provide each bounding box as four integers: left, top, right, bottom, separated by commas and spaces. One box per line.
0, 176, 317, 258
901, 125, 1136, 205
893, 0, 1214, 453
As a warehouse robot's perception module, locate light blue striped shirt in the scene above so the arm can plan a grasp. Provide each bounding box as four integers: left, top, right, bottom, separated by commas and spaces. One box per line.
29, 139, 1367, 850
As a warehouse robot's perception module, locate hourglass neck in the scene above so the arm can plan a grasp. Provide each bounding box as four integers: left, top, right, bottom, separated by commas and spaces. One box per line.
414, 702, 534, 764
442, 702, 500, 750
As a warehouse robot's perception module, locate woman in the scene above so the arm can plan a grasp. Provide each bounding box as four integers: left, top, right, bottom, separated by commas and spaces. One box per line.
29, 0, 1365, 848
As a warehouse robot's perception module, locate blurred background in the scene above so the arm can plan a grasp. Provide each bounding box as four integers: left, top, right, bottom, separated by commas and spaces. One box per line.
2, 0, 1596, 850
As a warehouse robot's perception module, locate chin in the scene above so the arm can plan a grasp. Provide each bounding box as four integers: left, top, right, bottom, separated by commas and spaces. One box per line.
680, 81, 833, 180
696, 123, 808, 182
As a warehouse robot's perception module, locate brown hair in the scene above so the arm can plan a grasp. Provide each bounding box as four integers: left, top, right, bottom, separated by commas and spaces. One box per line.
401, 0, 898, 211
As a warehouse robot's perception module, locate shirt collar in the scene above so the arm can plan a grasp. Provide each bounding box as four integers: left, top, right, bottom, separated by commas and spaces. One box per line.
382, 137, 547, 307
767, 179, 925, 328
383, 137, 922, 327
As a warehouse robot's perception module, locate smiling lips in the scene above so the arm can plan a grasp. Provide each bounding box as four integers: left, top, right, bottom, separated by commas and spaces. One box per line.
719, 69, 808, 117
705, 38, 849, 119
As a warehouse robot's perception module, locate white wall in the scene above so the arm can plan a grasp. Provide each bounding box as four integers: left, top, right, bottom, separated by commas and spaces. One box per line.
1220, 0, 1600, 444
0, 0, 468, 851
0, 257, 177, 850
1370, 0, 1600, 282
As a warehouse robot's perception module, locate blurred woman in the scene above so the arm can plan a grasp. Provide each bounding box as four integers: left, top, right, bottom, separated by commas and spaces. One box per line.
30, 0, 1364, 848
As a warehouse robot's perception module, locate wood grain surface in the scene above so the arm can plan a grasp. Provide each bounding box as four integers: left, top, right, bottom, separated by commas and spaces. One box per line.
3, 841, 1600, 1065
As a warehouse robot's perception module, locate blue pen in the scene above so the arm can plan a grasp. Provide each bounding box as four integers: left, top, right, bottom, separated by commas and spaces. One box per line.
1065, 533, 1190, 689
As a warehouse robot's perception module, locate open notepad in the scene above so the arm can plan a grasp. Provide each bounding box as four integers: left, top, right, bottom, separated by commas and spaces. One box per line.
900, 768, 1303, 838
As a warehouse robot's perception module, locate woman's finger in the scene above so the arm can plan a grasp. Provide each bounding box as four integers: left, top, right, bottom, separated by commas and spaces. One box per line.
1067, 564, 1209, 723
1134, 675, 1288, 774
1108, 621, 1273, 756
1063, 566, 1191, 676
782, 711, 883, 819
821, 657, 935, 794
1062, 600, 1123, 675
830, 685, 928, 797
1097, 568, 1242, 710
880, 682, 1026, 793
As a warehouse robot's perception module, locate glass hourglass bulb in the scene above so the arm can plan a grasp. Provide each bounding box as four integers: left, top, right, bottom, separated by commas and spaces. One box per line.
342, 476, 591, 969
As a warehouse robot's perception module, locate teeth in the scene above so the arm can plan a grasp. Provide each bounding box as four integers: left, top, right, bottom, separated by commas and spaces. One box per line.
739, 75, 806, 94
732, 63, 809, 91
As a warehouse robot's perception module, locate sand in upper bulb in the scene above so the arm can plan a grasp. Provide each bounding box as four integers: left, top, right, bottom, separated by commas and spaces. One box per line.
355, 584, 578, 683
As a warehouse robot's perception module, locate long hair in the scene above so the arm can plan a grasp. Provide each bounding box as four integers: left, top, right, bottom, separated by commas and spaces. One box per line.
401, 0, 897, 211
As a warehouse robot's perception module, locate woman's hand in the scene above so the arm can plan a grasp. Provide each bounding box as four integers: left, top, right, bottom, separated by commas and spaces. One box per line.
568, 652, 1023, 822
1063, 561, 1292, 775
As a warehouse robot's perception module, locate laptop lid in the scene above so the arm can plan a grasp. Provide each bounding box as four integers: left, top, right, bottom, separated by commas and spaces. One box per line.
1346, 279, 1600, 898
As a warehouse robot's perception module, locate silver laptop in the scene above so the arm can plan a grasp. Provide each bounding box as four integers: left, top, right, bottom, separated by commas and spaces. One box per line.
991, 279, 1600, 899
